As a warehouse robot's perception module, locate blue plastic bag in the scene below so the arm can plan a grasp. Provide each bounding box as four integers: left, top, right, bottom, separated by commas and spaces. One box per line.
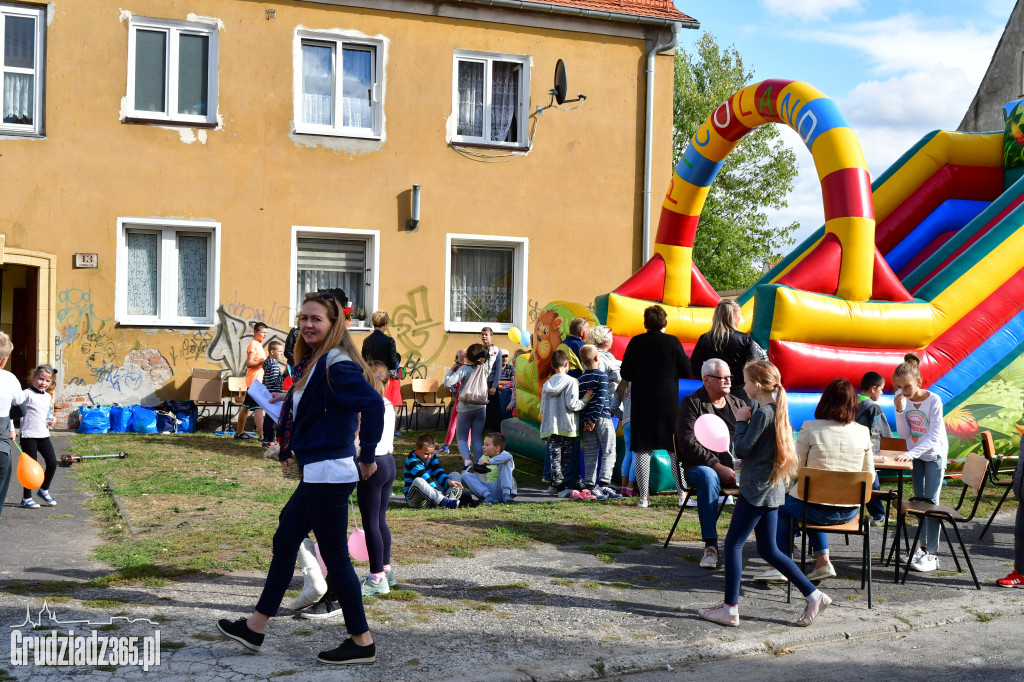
131, 407, 158, 434
109, 405, 133, 433
156, 411, 178, 433
162, 400, 197, 434
77, 406, 111, 434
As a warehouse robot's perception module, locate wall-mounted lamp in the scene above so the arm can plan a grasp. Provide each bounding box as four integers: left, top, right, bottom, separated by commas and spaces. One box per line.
406, 184, 421, 231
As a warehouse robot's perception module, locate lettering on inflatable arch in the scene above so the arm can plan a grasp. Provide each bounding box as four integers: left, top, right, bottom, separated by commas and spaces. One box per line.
666, 177, 678, 204
712, 101, 731, 129
693, 127, 710, 147
797, 110, 818, 144
779, 92, 801, 129
758, 86, 773, 116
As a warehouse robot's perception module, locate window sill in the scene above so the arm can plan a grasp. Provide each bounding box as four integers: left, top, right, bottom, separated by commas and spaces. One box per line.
0, 130, 45, 139
123, 116, 218, 129
450, 140, 530, 152
447, 321, 515, 334
116, 319, 216, 329
292, 127, 381, 141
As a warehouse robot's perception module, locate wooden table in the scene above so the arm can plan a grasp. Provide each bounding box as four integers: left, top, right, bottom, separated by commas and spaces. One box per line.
875, 453, 913, 576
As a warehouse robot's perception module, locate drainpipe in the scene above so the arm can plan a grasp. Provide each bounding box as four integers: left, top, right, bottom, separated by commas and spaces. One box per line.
643, 21, 681, 263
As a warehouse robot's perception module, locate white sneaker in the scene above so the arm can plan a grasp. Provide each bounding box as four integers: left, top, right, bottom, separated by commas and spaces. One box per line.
901, 547, 926, 565
910, 553, 939, 573
719, 495, 734, 506
685, 497, 698, 507
699, 546, 720, 569
637, 498, 650, 509
753, 568, 788, 583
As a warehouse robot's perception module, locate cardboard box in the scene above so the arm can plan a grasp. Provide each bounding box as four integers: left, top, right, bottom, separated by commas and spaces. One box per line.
189, 368, 225, 404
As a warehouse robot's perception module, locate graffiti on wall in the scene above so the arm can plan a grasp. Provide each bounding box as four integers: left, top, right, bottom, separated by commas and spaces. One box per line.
391, 286, 447, 379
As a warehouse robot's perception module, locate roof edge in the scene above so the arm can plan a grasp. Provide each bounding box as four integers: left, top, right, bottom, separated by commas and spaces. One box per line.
451, 0, 700, 28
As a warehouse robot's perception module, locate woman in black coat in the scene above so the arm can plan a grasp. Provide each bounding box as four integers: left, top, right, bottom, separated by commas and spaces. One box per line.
689, 298, 765, 401
361, 311, 403, 411
620, 305, 691, 508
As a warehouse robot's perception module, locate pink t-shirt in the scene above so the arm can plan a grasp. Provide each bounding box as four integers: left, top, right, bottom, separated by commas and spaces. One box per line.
245, 340, 268, 387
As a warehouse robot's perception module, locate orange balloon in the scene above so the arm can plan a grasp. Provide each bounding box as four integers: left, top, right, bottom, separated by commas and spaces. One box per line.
17, 452, 44, 490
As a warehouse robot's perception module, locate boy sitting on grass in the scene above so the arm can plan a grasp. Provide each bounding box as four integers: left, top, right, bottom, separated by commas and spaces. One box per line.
403, 433, 463, 509
459, 432, 517, 504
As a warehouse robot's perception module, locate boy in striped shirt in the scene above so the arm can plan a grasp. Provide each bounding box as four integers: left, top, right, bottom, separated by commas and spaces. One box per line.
578, 345, 621, 500
403, 433, 463, 509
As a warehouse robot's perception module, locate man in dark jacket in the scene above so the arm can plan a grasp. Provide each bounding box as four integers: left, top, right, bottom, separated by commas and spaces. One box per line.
676, 357, 749, 569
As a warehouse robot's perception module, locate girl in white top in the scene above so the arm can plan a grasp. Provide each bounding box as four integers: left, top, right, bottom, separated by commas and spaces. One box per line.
893, 352, 948, 573
20, 366, 57, 508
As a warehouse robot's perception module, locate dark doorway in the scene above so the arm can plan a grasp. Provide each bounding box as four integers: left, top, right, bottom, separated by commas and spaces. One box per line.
11, 265, 39, 383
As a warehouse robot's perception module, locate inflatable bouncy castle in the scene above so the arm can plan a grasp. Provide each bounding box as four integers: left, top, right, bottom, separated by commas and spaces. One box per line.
506, 80, 1024, 475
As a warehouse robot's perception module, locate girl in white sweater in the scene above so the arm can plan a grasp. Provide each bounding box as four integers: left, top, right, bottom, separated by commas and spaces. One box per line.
892, 352, 947, 573
20, 366, 57, 508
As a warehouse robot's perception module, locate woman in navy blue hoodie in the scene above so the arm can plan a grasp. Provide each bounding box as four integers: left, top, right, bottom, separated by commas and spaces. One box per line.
218, 291, 385, 666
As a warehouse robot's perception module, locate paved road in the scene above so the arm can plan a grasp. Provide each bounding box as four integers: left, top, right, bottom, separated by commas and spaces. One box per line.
628, 611, 1024, 681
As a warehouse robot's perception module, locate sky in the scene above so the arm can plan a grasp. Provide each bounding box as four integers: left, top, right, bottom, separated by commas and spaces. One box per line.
672, 0, 1016, 246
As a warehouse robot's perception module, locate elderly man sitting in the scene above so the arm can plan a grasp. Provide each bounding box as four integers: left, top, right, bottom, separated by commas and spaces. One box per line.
675, 358, 750, 569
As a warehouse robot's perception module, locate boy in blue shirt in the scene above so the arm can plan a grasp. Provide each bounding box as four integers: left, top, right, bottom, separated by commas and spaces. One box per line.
260, 340, 286, 446
857, 371, 893, 526
403, 434, 462, 509
578, 345, 621, 500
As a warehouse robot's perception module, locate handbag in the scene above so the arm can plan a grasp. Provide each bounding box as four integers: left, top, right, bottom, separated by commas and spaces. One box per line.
458, 364, 490, 405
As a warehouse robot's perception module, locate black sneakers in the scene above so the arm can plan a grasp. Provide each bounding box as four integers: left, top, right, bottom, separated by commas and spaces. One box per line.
298, 595, 343, 620
216, 618, 264, 652
317, 637, 376, 665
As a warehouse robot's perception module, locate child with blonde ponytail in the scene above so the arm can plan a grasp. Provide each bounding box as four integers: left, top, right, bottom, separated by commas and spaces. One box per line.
698, 361, 832, 628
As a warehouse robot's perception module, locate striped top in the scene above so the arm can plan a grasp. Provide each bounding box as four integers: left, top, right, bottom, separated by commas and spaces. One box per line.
403, 451, 450, 496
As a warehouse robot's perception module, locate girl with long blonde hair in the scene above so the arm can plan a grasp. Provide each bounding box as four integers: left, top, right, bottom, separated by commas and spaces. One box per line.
699, 360, 832, 629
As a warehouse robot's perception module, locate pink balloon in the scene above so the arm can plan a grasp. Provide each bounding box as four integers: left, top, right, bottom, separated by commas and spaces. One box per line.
694, 413, 730, 453
313, 542, 328, 577
348, 529, 369, 563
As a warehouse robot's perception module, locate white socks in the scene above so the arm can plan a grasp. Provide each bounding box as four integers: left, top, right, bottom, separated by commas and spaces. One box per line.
723, 604, 739, 615
808, 589, 823, 603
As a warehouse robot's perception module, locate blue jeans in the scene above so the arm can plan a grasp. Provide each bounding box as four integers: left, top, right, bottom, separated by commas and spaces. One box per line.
911, 458, 945, 552
620, 422, 635, 483
456, 408, 486, 464
724, 496, 817, 605
255, 481, 368, 636
866, 474, 884, 518
684, 466, 722, 542
776, 494, 858, 556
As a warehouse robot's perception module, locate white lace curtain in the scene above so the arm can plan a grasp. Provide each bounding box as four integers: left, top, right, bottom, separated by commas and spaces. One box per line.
457, 61, 484, 137
177, 235, 208, 317
302, 42, 333, 126
450, 246, 514, 323
341, 47, 372, 130
2, 74, 32, 123
4, 15, 36, 124
490, 62, 517, 143
126, 232, 158, 316
302, 42, 374, 129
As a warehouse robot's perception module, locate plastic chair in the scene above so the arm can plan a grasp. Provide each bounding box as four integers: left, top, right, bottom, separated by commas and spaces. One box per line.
411, 379, 447, 429
226, 377, 248, 430
896, 452, 988, 589
786, 468, 874, 607
978, 430, 1015, 540
663, 435, 740, 547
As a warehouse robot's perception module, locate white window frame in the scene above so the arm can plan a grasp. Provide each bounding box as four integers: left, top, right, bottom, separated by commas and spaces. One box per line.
290, 226, 380, 332
451, 49, 530, 148
115, 217, 221, 327
0, 2, 45, 136
444, 233, 528, 333
125, 16, 219, 125
292, 29, 385, 139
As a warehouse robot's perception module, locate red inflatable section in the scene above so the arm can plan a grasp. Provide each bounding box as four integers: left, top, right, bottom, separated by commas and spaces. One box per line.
613, 254, 665, 302
775, 233, 841, 295
690, 263, 721, 307
870, 247, 914, 301
897, 231, 957, 280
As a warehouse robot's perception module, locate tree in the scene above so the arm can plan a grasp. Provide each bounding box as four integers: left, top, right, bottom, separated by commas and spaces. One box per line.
672, 32, 800, 291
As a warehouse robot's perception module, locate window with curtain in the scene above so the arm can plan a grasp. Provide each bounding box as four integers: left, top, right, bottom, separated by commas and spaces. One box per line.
297, 34, 381, 137
127, 18, 217, 124
296, 236, 372, 323
1, 4, 44, 134
450, 244, 515, 324
119, 221, 218, 326
453, 52, 526, 146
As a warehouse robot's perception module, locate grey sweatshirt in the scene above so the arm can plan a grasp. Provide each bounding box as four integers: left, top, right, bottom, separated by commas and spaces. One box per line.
539, 373, 588, 438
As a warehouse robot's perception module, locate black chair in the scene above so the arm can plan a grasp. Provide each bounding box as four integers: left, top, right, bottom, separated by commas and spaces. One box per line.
978, 430, 1014, 541
663, 436, 739, 547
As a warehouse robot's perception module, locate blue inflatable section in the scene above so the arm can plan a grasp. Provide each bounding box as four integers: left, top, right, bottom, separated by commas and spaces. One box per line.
885, 199, 988, 273
675, 379, 896, 433
932, 304, 1024, 409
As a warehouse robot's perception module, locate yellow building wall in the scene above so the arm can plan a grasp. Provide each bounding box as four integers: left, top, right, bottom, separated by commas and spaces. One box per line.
1, 0, 679, 424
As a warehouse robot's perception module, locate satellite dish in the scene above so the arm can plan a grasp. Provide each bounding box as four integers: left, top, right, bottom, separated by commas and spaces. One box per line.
553, 59, 568, 105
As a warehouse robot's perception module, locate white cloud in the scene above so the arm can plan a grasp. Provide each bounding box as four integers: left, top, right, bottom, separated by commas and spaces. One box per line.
803, 14, 1001, 81
759, 0, 864, 21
